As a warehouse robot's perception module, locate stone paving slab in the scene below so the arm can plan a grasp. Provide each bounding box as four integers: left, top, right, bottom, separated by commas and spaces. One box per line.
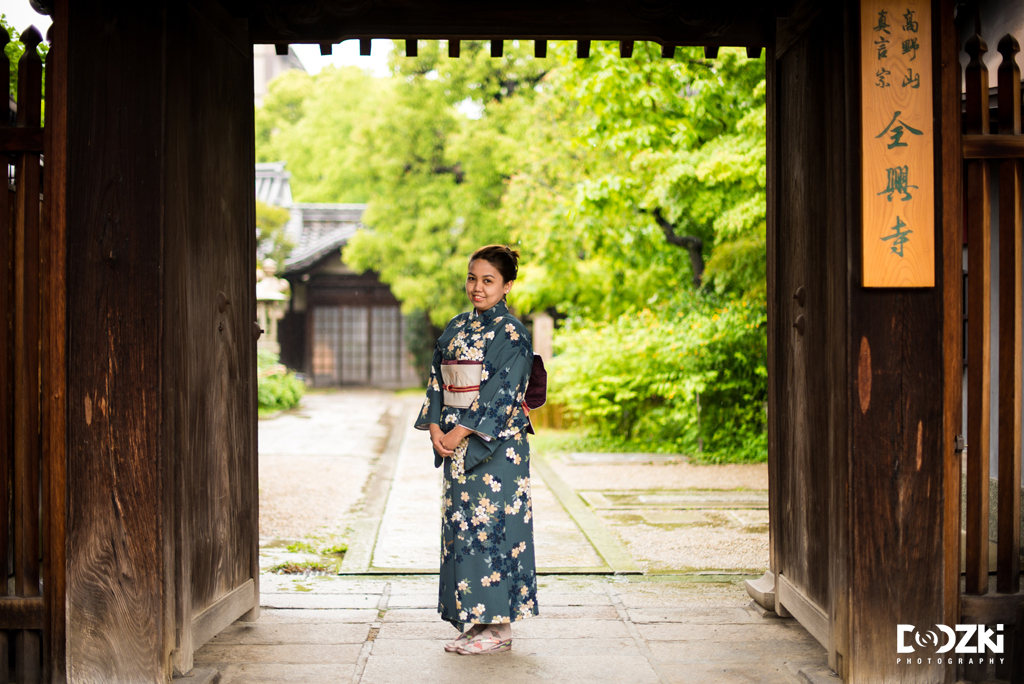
255, 609, 379, 623
637, 623, 818, 642
215, 663, 357, 684
660, 662, 809, 684
260, 593, 380, 609
648, 638, 827, 664
193, 643, 363, 665
627, 607, 757, 624
209, 622, 372, 644
371, 636, 644, 657
359, 654, 663, 684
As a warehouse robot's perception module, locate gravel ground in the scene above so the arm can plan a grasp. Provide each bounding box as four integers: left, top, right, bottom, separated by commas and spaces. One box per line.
548, 460, 768, 492
258, 391, 395, 541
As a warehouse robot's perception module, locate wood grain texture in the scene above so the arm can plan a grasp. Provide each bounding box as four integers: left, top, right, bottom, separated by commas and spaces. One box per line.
41, 4, 69, 680
1, 27, 14, 684
12, 27, 43, 684
65, 2, 166, 680
166, 0, 258, 670
0, 129, 43, 154
844, 0, 954, 680
777, 573, 828, 648
937, 0, 962, 673
771, 6, 847, 673
189, 579, 254, 651
0, 599, 43, 631
963, 134, 1024, 159
859, 0, 935, 287
995, 33, 1022, 596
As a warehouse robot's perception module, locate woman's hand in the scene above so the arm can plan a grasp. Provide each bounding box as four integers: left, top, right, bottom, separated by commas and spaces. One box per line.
440, 425, 472, 454
429, 424, 454, 457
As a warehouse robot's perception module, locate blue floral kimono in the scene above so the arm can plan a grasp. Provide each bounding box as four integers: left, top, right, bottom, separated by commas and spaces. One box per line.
415, 300, 539, 628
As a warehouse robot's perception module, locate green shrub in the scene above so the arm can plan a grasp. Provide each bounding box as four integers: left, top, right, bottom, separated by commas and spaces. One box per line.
258, 350, 305, 413
549, 294, 767, 463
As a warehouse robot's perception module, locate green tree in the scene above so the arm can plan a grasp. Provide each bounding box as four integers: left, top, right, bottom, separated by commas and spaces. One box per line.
256, 200, 294, 266
256, 66, 391, 203
342, 40, 553, 327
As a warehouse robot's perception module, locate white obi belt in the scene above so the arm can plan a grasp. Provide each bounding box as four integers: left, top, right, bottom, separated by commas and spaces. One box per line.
440, 360, 483, 408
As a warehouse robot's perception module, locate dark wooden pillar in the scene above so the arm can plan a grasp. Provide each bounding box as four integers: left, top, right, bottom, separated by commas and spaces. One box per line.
65, 1, 258, 680
769, 1, 961, 681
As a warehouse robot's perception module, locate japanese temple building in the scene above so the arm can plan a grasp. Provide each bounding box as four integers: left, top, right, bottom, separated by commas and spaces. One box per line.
1, 0, 1023, 682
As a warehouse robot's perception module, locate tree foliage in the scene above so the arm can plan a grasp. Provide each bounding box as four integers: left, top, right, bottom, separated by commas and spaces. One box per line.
255, 41, 769, 460
256, 200, 295, 266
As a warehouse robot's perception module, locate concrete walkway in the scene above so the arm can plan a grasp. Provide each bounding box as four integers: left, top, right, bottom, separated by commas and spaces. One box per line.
195, 391, 831, 684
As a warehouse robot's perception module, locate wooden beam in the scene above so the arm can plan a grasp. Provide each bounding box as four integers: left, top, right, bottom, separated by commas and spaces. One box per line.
274, 43, 287, 56
359, 38, 371, 56
190, 580, 255, 652
405, 39, 417, 57
448, 39, 459, 58
777, 574, 828, 648
746, 46, 762, 58
963, 134, 1024, 159
996, 34, 1022, 595
41, 4, 69, 681
961, 591, 1024, 624
0, 598, 44, 630
576, 39, 590, 58
965, 29, 992, 597
0, 128, 43, 153
704, 45, 719, 58
619, 40, 633, 58
490, 39, 502, 57
661, 43, 674, 58
534, 39, 546, 58
319, 42, 332, 55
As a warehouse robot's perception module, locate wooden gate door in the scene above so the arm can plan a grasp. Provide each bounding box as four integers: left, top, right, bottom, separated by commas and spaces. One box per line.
165, 1, 260, 674
768, 4, 848, 669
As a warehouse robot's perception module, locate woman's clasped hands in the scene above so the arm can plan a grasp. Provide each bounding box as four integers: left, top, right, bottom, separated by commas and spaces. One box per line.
429, 424, 472, 457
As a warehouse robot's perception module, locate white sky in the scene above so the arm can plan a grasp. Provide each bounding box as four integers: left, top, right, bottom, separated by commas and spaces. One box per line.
291, 40, 392, 78
2, 1, 391, 78
1, 1, 52, 38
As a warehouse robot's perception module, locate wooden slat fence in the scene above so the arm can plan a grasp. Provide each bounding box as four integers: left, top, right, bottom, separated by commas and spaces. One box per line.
961, 27, 1024, 684
0, 24, 61, 684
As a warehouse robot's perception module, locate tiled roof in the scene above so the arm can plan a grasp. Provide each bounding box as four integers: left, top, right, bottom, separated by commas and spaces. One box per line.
282, 203, 367, 274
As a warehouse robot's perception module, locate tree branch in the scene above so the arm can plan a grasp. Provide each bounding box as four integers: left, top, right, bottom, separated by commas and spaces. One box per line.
651, 208, 704, 288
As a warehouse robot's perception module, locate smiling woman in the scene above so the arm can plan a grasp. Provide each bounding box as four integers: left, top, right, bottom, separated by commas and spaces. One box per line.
414, 245, 538, 655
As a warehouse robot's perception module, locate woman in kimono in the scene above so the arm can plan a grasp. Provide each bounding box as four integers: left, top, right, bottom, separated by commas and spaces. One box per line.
415, 245, 538, 655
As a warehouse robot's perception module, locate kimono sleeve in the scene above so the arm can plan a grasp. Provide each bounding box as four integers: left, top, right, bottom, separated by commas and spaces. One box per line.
414, 343, 443, 431
458, 328, 532, 464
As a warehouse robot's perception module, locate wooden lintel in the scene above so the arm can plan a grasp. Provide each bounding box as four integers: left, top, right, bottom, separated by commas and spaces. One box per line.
746, 46, 762, 58
0, 597, 44, 630
359, 38, 371, 56
319, 43, 332, 56
961, 591, 1024, 625
490, 39, 503, 58
619, 40, 634, 58
704, 45, 720, 58
448, 39, 460, 57
0, 127, 44, 154
963, 134, 1024, 159
576, 39, 590, 58
405, 39, 417, 57
661, 44, 675, 58
534, 40, 547, 58
274, 43, 288, 56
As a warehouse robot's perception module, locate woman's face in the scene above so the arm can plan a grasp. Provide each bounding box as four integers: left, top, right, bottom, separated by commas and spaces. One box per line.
466, 259, 511, 312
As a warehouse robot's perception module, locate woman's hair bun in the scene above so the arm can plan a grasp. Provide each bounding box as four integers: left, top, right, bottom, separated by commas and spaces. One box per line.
470, 244, 520, 282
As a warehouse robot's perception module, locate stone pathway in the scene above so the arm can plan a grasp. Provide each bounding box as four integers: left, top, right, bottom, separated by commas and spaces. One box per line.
204, 391, 831, 684
197, 574, 830, 684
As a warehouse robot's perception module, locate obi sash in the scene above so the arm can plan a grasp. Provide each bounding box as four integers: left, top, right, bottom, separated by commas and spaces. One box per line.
440, 360, 482, 408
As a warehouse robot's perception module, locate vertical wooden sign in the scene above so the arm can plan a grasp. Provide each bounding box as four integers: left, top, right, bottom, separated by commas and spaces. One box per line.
860, 0, 935, 287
